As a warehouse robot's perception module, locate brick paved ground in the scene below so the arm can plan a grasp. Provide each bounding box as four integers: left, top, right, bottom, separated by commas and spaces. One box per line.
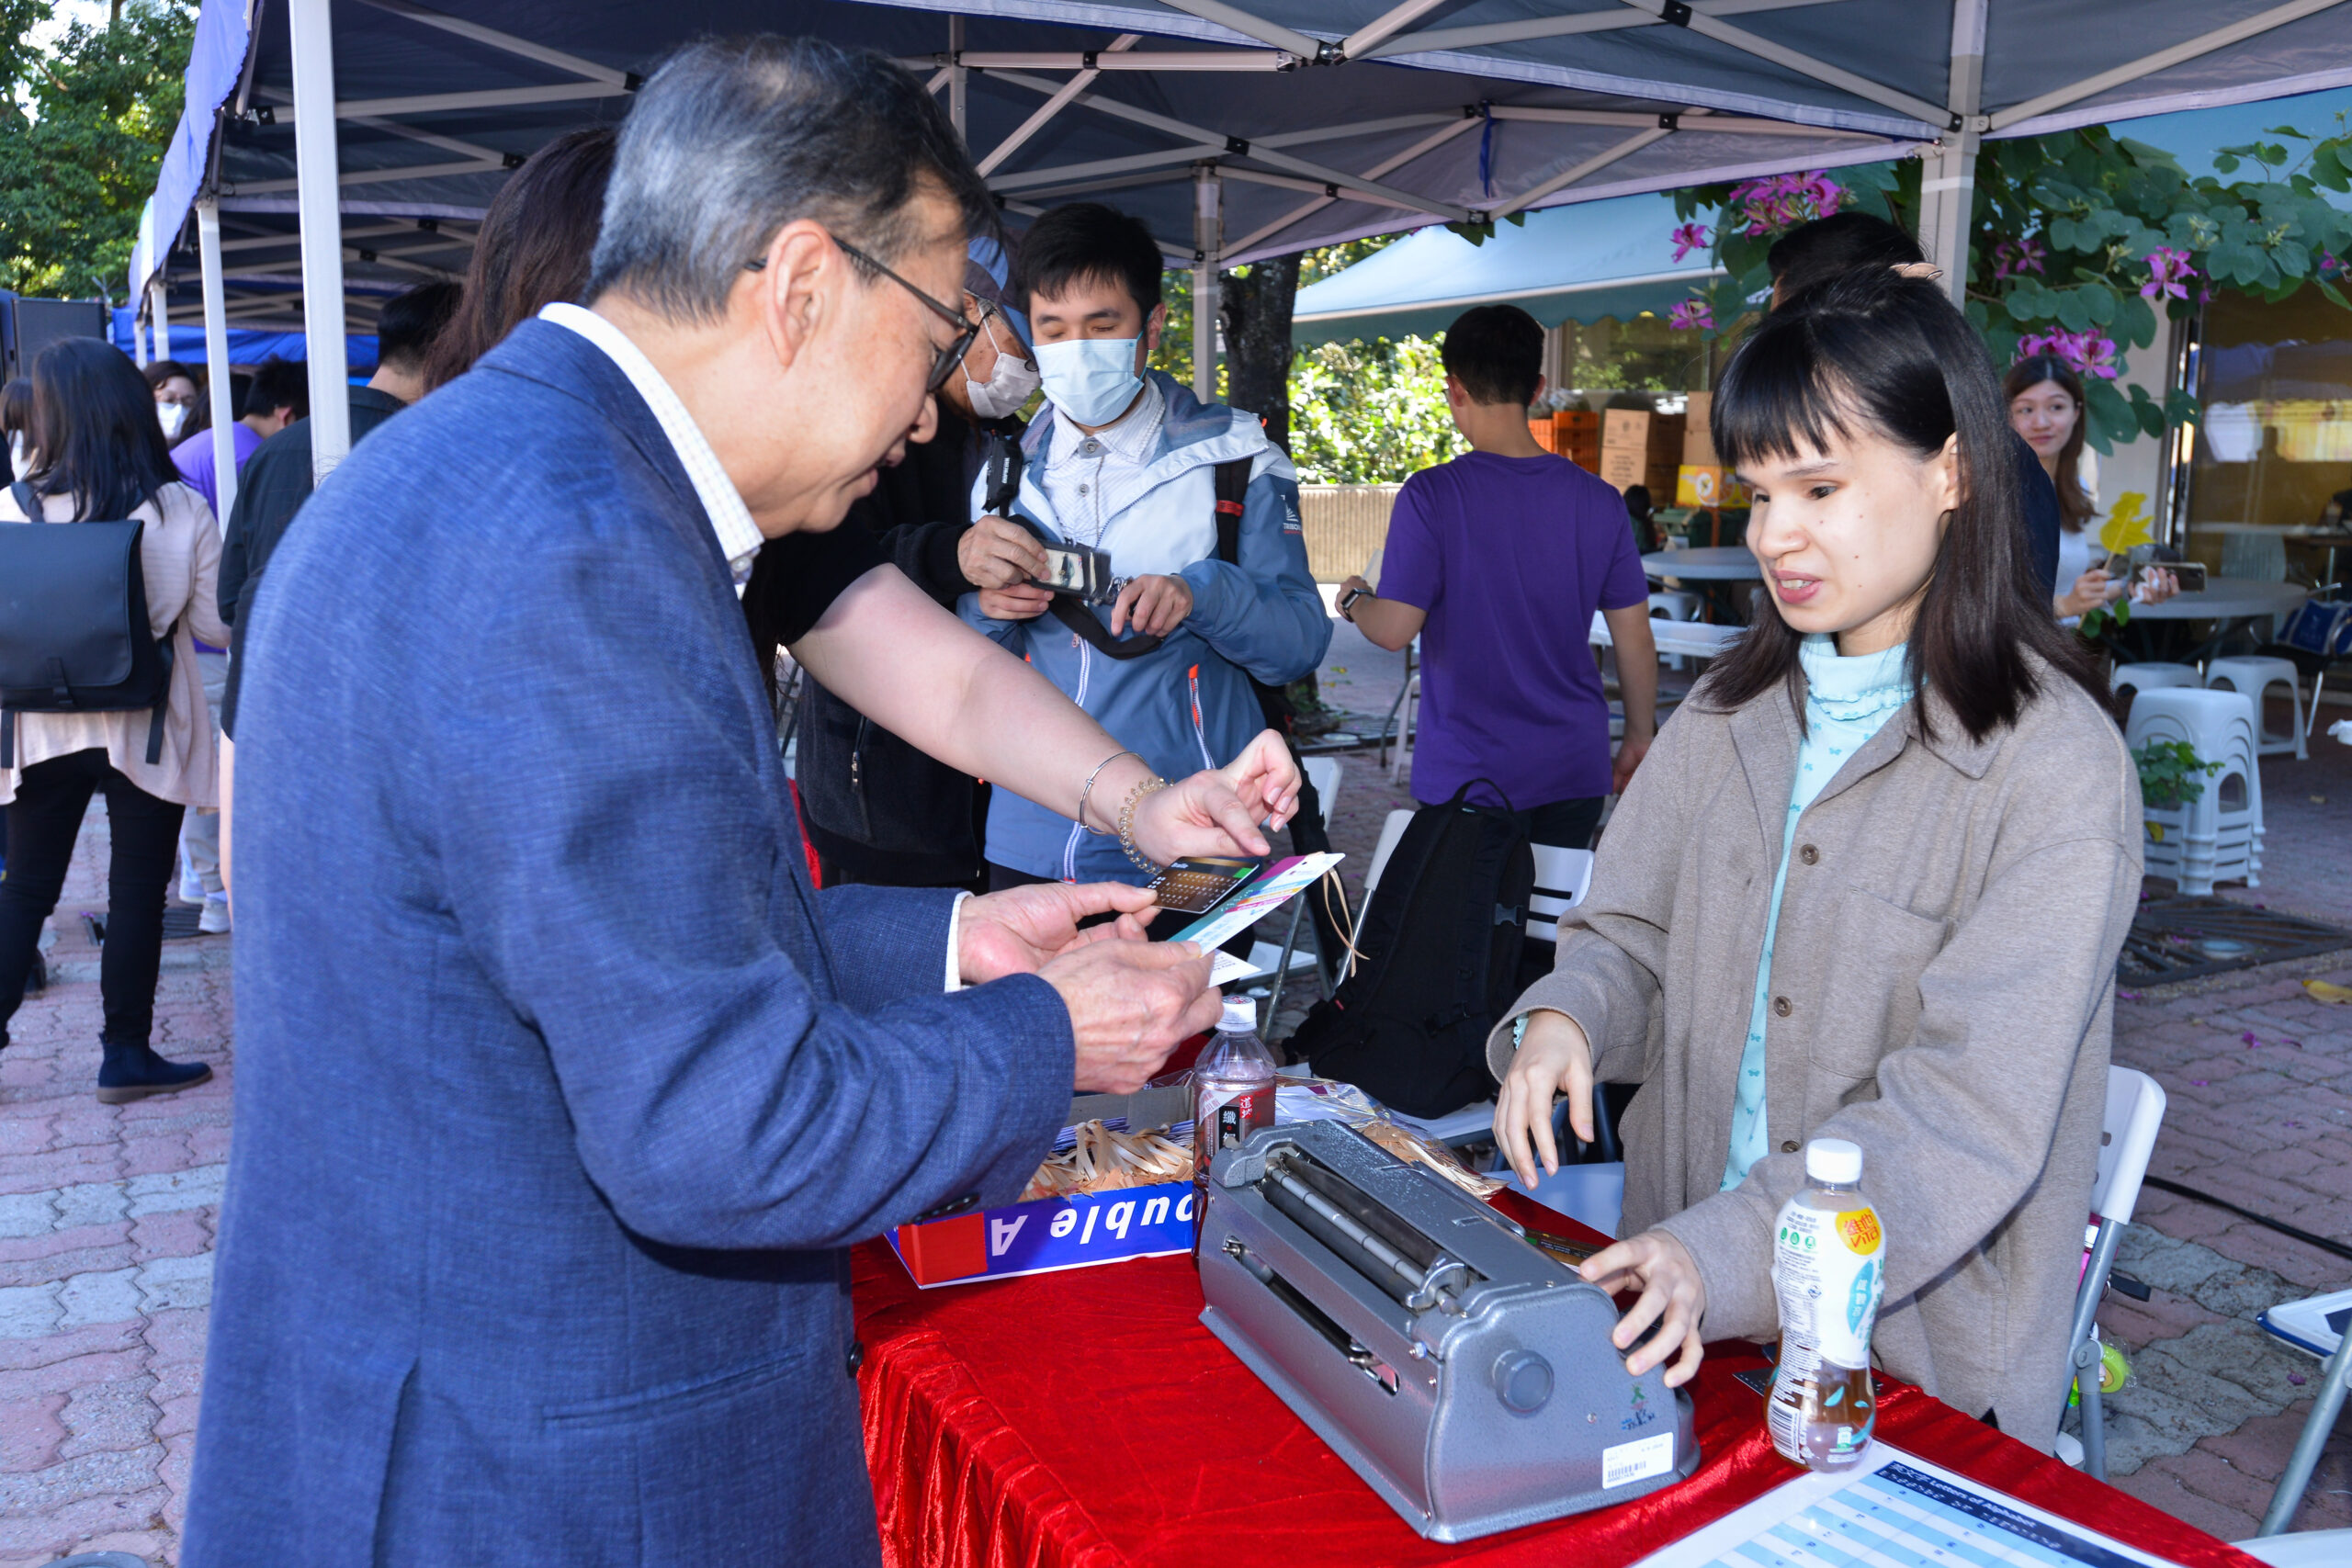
0, 638, 2341, 1564
0, 813, 232, 1568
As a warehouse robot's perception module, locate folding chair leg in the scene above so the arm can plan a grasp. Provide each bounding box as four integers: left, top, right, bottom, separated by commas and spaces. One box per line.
2259, 1327, 2352, 1536
2075, 1338, 2108, 1482
1264, 897, 1306, 1032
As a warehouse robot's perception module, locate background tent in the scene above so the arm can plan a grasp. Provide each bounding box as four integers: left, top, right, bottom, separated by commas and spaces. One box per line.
1290, 190, 1719, 344
109, 306, 379, 373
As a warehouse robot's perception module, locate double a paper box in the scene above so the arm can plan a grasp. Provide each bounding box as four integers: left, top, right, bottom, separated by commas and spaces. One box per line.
891, 1180, 1194, 1287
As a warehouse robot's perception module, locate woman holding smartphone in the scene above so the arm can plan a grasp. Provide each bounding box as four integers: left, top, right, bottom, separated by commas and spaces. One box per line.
1491, 267, 2142, 1452
2005, 355, 2176, 620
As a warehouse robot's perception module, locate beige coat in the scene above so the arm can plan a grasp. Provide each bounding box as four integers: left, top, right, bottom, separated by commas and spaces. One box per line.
1488, 659, 2140, 1448
1, 481, 230, 808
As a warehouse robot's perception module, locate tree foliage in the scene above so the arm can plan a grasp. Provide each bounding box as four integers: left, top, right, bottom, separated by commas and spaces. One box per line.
0, 0, 195, 299
1667, 121, 2352, 452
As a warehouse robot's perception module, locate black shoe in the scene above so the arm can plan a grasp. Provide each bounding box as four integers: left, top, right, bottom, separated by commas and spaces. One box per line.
96, 1042, 214, 1104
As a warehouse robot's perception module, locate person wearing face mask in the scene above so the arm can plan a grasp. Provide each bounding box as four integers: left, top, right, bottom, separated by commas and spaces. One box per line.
752, 237, 1048, 889
143, 361, 204, 442
962, 201, 1330, 897
1489, 267, 2140, 1452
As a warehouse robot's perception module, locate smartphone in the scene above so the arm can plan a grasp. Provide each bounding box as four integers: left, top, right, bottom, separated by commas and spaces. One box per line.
1033, 542, 1116, 604
2150, 560, 2206, 593
1144, 856, 1259, 914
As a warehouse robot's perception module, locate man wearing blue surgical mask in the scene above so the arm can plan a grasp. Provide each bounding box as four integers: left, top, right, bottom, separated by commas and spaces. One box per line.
963, 202, 1329, 899
752, 239, 1056, 890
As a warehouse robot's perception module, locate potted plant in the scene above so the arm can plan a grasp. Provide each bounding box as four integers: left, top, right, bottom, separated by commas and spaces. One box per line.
2132, 738, 2221, 856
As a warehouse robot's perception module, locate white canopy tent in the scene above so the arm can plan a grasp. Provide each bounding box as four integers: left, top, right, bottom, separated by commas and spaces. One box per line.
129, 0, 2352, 504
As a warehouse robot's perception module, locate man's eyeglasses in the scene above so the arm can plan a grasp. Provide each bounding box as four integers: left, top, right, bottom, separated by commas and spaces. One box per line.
746, 235, 979, 392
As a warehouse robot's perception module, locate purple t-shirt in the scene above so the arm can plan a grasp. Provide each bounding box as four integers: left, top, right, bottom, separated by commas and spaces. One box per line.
1379, 450, 1649, 808
170, 422, 262, 517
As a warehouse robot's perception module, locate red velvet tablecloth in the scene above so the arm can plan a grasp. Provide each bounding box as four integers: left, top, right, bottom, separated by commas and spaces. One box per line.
853, 1195, 2259, 1568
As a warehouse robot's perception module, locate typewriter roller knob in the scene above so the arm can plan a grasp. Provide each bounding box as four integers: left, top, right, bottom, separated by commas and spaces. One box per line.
1490, 1349, 1554, 1414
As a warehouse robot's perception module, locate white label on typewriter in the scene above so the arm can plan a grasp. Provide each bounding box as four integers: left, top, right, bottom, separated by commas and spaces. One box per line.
1601, 1431, 1676, 1489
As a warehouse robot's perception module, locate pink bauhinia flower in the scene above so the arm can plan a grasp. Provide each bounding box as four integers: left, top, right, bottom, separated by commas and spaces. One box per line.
2015, 329, 2120, 379
2141, 245, 2198, 300
1670, 221, 1713, 263
1993, 236, 2046, 279
1668, 298, 1715, 332
1723, 171, 1844, 237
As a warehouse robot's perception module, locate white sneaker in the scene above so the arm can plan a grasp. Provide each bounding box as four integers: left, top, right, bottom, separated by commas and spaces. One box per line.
198, 899, 232, 935
178, 855, 205, 906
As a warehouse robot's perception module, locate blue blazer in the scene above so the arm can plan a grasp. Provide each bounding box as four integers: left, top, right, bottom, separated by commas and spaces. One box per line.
184, 321, 1075, 1566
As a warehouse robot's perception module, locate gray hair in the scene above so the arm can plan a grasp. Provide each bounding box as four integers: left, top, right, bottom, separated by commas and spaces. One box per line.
588, 36, 996, 323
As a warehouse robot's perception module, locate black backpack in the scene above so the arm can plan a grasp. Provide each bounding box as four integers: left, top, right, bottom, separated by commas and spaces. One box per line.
0, 480, 174, 768
1292, 784, 1535, 1118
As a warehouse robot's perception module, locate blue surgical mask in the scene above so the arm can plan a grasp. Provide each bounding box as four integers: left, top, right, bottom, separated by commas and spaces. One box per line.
1035, 335, 1143, 427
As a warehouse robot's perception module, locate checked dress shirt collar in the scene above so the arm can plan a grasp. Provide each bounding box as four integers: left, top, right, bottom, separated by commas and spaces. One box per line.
538, 302, 767, 584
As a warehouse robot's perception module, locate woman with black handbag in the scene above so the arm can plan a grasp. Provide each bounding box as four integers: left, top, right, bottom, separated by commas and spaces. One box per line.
0, 339, 229, 1101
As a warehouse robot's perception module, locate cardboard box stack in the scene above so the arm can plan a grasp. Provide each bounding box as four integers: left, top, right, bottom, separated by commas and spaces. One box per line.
1552, 408, 1600, 473
1599, 407, 1686, 497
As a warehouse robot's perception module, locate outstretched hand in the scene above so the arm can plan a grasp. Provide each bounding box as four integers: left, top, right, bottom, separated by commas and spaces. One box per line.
1579, 1230, 1708, 1387
1128, 729, 1302, 866
957, 881, 1156, 985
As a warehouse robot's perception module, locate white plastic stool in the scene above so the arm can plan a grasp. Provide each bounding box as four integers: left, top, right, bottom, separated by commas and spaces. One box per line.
2125, 687, 2264, 895
2206, 656, 2308, 761
2112, 660, 2202, 696
1649, 591, 1702, 671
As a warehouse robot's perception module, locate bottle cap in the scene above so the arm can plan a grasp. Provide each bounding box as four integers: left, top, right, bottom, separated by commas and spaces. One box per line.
1805, 1138, 1862, 1185
1221, 997, 1258, 1033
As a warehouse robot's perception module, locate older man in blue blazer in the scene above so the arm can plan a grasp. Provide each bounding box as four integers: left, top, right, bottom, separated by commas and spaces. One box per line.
186, 38, 1301, 1567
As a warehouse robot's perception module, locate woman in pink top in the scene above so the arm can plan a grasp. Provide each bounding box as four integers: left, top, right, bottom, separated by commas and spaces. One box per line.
0, 339, 228, 1101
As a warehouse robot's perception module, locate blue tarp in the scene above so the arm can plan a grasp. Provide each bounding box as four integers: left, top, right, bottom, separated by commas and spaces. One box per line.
1290, 191, 1716, 344
107, 307, 379, 372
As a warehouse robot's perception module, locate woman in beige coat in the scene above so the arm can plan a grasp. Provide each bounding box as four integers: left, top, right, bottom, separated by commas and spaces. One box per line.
1493, 267, 2139, 1451
0, 339, 228, 1102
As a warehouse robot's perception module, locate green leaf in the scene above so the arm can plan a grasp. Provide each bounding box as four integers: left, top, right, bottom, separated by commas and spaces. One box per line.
2114, 291, 2157, 349
2054, 288, 2093, 331
2214, 152, 2242, 175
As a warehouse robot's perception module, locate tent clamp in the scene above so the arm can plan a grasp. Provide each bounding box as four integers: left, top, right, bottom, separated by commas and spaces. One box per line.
1080, 50, 1097, 68
1226, 134, 1250, 156
417, 217, 438, 231
1657, 112, 1679, 130
358, 248, 377, 262
1660, 2, 1692, 25
624, 72, 643, 92
1312, 39, 1342, 66
502, 152, 526, 169
250, 105, 276, 125
1324, 182, 1339, 197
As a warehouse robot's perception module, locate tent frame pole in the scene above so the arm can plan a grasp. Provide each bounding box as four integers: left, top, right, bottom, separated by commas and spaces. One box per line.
947, 16, 967, 141
1919, 0, 1987, 307
197, 197, 242, 529
289, 0, 353, 483
978, 35, 1139, 176
1193, 164, 1221, 404
149, 279, 171, 367
1226, 115, 1479, 257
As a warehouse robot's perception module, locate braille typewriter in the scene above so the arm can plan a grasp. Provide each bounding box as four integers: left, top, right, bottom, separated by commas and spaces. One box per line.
1198, 1119, 1700, 1541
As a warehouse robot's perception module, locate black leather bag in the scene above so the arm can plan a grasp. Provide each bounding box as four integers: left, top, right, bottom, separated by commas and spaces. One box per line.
0, 480, 173, 767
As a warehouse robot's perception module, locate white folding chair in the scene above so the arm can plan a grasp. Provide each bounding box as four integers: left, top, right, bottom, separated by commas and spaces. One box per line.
2061, 1066, 2167, 1480
2248, 1288, 2352, 1544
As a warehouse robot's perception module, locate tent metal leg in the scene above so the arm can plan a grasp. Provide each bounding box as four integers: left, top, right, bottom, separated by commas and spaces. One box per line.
1193, 164, 1221, 402
196, 198, 241, 528
288, 0, 354, 484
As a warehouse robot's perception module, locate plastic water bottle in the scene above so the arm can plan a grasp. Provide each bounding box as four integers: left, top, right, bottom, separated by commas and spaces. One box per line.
1767, 1137, 1885, 1472
1192, 997, 1276, 1261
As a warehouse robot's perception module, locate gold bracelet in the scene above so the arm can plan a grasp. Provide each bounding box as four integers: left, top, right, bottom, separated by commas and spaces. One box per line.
1115, 775, 1171, 875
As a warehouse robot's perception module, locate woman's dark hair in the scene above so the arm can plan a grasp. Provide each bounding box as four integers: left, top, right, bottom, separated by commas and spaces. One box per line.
141, 359, 201, 395
28, 338, 181, 521
423, 126, 617, 391
1019, 201, 1163, 318
1, 378, 32, 441
1766, 213, 1926, 308
2002, 355, 2093, 533
1703, 267, 2104, 742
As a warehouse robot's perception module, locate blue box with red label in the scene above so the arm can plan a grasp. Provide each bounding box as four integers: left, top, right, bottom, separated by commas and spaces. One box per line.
889, 1179, 1195, 1288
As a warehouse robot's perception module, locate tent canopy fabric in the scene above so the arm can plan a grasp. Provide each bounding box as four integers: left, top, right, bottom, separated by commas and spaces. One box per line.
130, 0, 2352, 319
1290, 85, 2352, 347
1290, 191, 1718, 344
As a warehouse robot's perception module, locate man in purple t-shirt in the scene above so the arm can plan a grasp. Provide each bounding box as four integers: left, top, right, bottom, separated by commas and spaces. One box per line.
1340, 305, 1657, 849
169, 355, 307, 517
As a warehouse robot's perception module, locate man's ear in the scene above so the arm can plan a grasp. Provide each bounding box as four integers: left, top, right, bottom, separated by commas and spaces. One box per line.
751, 220, 840, 377
1142, 301, 1167, 361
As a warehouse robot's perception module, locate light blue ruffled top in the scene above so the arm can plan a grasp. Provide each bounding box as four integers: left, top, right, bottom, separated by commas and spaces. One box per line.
1720, 634, 1913, 1190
